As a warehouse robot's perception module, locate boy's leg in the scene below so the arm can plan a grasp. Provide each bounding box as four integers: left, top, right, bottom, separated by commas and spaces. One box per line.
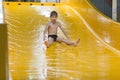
45, 37, 54, 48
57, 37, 80, 46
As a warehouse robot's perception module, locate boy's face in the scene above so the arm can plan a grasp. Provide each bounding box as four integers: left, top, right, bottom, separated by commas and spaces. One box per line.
50, 15, 57, 23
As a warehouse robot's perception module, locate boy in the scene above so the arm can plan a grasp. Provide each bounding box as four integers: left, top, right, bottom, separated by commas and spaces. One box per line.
43, 11, 80, 48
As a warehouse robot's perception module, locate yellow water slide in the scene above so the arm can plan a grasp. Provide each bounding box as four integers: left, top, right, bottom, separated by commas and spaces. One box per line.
4, 0, 120, 80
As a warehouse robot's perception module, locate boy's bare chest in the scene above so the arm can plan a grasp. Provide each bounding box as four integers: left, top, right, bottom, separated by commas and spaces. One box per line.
49, 24, 58, 29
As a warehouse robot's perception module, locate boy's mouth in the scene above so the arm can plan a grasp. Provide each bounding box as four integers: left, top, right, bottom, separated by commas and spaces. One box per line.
51, 20, 56, 23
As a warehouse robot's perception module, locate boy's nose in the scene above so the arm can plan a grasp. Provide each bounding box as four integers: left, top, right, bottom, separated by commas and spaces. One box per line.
53, 19, 56, 20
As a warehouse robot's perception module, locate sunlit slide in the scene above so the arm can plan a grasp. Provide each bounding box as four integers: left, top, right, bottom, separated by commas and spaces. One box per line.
4, 0, 120, 80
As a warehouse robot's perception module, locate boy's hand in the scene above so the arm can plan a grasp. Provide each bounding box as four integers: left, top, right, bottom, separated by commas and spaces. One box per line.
44, 40, 49, 48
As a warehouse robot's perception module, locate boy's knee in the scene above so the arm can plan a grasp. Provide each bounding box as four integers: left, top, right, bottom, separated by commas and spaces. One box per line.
57, 38, 63, 42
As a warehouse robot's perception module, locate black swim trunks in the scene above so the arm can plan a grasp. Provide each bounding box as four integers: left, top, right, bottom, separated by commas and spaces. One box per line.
48, 35, 58, 41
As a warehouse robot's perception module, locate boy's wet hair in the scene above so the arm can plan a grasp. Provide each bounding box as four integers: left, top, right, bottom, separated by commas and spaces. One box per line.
50, 11, 58, 17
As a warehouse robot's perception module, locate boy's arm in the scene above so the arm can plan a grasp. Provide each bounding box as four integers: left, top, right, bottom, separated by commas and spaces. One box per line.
58, 23, 70, 40
43, 23, 49, 41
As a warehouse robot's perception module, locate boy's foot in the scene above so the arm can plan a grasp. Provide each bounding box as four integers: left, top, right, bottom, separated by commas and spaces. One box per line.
74, 38, 80, 47
44, 41, 49, 48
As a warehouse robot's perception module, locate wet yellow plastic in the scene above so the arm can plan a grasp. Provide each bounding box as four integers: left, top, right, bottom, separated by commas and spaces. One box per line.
4, 0, 120, 80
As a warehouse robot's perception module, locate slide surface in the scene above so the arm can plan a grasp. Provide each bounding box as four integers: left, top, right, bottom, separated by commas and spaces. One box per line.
4, 0, 120, 80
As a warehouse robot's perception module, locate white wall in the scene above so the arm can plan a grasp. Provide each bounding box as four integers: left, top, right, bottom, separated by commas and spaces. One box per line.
0, 0, 4, 23
41, 0, 59, 2
112, 0, 117, 21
